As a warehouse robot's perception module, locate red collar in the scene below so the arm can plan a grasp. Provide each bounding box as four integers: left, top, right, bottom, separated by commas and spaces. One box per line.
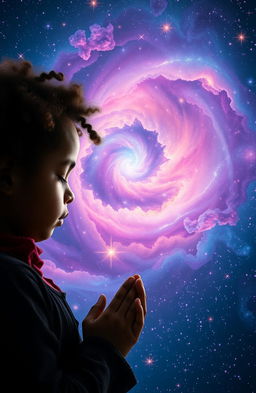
0, 232, 62, 292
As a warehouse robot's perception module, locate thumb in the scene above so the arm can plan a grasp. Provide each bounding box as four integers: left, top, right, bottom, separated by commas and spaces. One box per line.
87, 294, 106, 320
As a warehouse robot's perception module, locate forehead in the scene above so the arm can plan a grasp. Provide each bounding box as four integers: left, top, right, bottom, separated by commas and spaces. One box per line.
52, 116, 80, 162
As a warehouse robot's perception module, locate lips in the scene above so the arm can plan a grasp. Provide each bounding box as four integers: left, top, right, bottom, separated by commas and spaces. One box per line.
59, 211, 69, 220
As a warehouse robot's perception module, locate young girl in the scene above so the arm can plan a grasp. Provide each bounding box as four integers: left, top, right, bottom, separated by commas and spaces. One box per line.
0, 58, 147, 393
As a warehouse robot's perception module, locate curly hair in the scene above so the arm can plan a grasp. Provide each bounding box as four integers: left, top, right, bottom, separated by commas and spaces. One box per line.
0, 57, 102, 178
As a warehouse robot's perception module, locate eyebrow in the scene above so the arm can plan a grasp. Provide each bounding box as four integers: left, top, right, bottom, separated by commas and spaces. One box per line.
60, 159, 76, 169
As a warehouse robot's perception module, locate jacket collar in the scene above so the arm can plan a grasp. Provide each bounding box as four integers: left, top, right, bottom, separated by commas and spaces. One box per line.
0, 232, 62, 292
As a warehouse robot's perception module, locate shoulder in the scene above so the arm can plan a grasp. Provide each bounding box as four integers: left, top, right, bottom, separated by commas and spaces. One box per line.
0, 251, 41, 279
0, 251, 49, 302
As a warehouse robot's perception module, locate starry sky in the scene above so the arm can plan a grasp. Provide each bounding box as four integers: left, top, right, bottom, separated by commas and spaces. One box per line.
1, 0, 256, 392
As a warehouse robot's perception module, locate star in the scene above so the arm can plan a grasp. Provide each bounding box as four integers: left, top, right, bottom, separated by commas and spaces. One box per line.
237, 32, 246, 43
94, 236, 125, 268
145, 357, 154, 365
89, 0, 98, 8
161, 23, 172, 33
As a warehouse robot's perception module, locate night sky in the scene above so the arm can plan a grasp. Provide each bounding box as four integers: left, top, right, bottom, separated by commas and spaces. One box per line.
1, 1, 256, 392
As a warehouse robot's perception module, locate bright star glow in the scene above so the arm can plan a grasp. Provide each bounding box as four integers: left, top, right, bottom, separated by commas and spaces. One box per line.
145, 357, 154, 365
237, 33, 246, 43
89, 0, 98, 8
161, 23, 172, 32
107, 248, 116, 257
94, 237, 125, 268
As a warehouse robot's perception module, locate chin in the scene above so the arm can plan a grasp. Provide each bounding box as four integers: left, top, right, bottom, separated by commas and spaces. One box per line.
35, 228, 55, 243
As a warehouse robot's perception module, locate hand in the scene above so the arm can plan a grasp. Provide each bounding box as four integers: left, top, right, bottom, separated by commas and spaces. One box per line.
132, 274, 147, 318
82, 275, 147, 357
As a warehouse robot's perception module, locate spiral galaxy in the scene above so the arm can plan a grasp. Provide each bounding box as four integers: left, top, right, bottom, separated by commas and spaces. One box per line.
41, 7, 256, 293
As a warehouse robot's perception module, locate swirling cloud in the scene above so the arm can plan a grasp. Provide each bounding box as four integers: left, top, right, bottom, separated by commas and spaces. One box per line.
42, 6, 256, 293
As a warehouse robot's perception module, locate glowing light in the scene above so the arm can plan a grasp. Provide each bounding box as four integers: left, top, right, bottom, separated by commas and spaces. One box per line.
95, 237, 125, 268
107, 248, 116, 257
89, 0, 98, 8
145, 357, 154, 365
237, 33, 246, 43
208, 316, 214, 322
204, 76, 214, 87
161, 23, 172, 33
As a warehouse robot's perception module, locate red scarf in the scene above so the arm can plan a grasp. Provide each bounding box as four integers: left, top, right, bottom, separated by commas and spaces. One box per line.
0, 232, 62, 292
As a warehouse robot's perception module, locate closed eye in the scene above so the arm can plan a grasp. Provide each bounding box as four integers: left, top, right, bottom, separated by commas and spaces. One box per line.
58, 175, 68, 184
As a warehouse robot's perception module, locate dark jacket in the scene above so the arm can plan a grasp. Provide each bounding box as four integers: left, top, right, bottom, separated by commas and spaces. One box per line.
0, 252, 137, 393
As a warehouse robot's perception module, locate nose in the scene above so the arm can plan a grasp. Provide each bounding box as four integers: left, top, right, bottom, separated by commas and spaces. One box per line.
65, 185, 75, 204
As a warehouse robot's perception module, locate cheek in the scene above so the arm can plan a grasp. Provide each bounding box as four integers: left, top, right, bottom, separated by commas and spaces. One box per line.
49, 179, 65, 202
35, 177, 64, 209
39, 186, 64, 221
17, 175, 65, 223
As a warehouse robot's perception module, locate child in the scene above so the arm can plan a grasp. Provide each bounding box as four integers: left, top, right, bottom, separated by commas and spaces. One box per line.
0, 58, 147, 393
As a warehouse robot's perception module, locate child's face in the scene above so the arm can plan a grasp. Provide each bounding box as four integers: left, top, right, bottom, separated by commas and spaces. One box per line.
0, 116, 80, 242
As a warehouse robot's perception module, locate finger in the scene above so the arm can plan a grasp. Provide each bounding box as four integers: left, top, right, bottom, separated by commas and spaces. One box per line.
107, 276, 135, 312
118, 278, 138, 317
132, 298, 144, 339
135, 279, 147, 317
125, 282, 140, 320
125, 285, 138, 320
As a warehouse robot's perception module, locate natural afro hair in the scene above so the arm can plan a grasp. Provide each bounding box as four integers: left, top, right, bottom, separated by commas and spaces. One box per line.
0, 57, 102, 177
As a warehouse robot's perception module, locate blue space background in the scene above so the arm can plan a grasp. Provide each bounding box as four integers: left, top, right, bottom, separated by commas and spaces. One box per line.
1, 1, 256, 392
